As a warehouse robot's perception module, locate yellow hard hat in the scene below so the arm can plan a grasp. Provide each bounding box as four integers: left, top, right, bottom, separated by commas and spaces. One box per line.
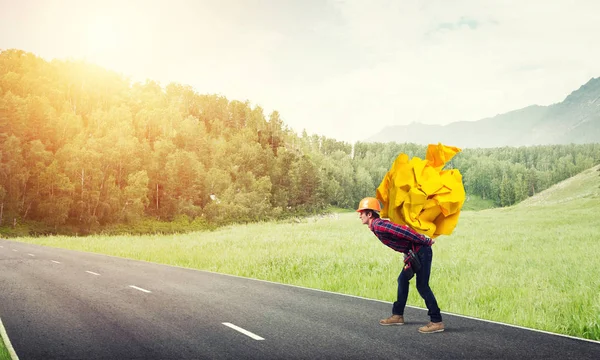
356, 197, 381, 212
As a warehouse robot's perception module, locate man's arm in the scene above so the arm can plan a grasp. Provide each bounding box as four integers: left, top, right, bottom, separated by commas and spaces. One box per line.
410, 229, 434, 246
376, 220, 434, 246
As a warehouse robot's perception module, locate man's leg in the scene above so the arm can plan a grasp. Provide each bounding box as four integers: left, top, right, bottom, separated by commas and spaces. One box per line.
380, 266, 410, 325
393, 266, 411, 315
415, 246, 442, 323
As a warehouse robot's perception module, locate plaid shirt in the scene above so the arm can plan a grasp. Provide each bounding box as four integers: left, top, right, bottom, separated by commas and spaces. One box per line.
369, 218, 433, 254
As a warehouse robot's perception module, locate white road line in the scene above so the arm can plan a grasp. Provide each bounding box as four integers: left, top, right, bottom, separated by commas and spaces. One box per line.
129, 285, 151, 293
12, 249, 17, 252
28, 253, 35, 257
85, 271, 100, 276
51, 260, 61, 264
222, 322, 265, 341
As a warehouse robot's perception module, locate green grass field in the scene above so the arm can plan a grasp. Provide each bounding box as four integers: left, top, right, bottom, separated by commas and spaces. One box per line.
0, 319, 12, 360
5, 165, 600, 342
0, 346, 9, 360
0, 344, 9, 360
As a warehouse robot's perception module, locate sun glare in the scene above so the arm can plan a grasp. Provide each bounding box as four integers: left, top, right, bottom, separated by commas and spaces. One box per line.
84, 16, 120, 60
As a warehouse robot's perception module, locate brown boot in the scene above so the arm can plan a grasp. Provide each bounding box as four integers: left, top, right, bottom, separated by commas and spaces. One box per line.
379, 315, 404, 326
418, 321, 445, 333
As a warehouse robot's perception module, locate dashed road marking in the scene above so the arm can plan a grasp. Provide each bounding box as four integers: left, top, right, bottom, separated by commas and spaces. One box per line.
51, 260, 61, 264
222, 322, 265, 341
129, 285, 151, 293
28, 253, 35, 257
12, 249, 17, 252
86, 271, 100, 276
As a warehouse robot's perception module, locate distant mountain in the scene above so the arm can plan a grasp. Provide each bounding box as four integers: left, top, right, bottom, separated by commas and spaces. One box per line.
365, 77, 600, 148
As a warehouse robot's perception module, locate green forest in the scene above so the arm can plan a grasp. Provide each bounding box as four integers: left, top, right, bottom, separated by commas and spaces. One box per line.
1, 49, 599, 235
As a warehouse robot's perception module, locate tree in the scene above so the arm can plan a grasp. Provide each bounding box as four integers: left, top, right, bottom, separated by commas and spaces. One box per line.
38, 161, 74, 228
164, 149, 205, 217
499, 172, 514, 206
55, 137, 103, 225
0, 91, 28, 139
354, 166, 375, 200
0, 135, 27, 225
147, 138, 175, 218
21, 140, 52, 219
121, 170, 149, 222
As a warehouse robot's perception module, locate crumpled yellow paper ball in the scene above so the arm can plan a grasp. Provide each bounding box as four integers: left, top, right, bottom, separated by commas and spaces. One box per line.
376, 143, 465, 238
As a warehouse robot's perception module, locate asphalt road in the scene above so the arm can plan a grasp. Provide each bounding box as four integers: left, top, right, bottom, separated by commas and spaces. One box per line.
1, 238, 599, 360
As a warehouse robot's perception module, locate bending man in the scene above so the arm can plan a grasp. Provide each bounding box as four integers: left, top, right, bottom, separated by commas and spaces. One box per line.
357, 197, 444, 333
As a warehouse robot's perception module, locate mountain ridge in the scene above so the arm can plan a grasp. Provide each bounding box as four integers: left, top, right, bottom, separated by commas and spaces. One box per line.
365, 77, 600, 148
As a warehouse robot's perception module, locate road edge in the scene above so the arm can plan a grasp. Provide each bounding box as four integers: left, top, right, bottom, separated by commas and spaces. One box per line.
0, 316, 18, 360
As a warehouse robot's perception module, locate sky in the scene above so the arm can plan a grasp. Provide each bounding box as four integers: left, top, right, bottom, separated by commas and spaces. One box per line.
1, 0, 600, 143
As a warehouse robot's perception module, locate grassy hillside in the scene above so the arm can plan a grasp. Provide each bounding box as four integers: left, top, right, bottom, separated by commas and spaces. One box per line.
8, 165, 600, 341
519, 165, 600, 206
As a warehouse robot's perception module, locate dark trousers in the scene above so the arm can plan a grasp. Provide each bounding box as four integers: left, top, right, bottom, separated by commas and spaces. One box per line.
392, 246, 442, 323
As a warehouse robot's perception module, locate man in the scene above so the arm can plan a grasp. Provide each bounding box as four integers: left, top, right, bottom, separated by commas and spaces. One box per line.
357, 197, 444, 334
